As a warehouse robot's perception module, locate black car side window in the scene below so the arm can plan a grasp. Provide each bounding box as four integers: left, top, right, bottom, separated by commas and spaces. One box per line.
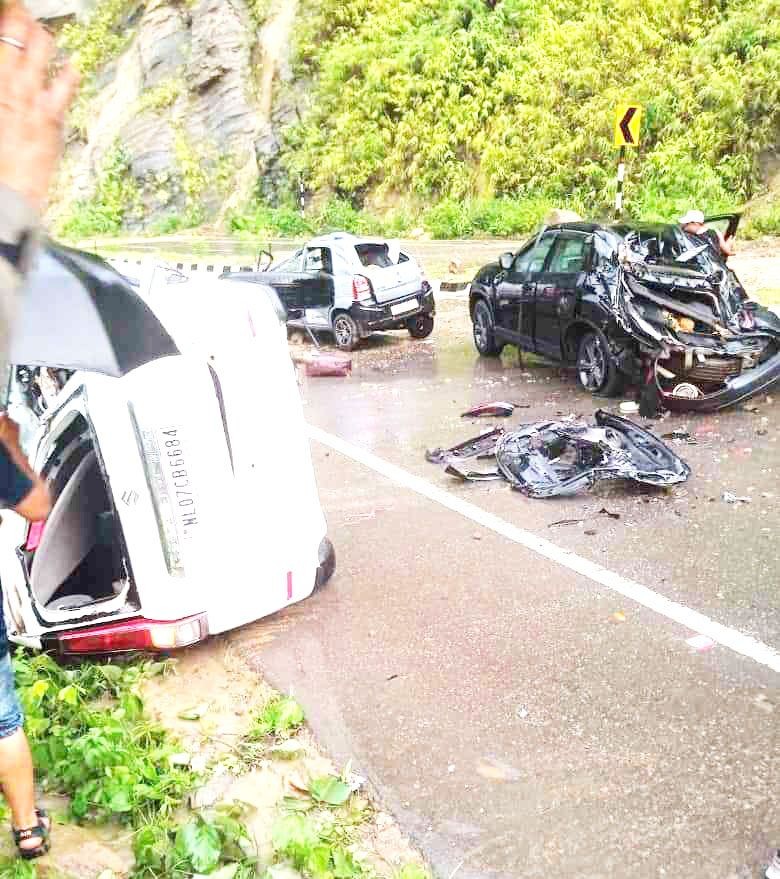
548, 235, 589, 274
513, 234, 556, 275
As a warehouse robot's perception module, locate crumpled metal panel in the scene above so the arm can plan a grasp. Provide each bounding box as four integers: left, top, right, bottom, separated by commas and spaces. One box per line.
494, 410, 690, 498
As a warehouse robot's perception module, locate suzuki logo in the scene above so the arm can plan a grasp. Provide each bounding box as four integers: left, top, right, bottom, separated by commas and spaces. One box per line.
121, 489, 139, 507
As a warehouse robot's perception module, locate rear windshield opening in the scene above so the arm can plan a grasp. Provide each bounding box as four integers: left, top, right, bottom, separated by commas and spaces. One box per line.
27, 419, 134, 615
355, 244, 394, 268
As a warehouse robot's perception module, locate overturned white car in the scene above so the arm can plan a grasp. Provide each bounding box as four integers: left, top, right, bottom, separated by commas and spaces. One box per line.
0, 246, 334, 656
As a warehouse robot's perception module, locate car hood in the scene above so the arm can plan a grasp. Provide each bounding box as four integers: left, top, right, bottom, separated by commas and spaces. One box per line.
494, 410, 690, 498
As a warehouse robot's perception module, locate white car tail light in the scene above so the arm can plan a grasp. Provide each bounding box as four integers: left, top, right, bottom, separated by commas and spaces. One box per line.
352, 275, 373, 300
51, 613, 208, 654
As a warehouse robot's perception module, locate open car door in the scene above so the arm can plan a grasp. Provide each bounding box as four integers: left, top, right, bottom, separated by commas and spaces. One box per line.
704, 213, 741, 240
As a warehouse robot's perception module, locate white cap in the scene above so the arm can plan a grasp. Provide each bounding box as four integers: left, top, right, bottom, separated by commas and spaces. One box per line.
679, 209, 705, 225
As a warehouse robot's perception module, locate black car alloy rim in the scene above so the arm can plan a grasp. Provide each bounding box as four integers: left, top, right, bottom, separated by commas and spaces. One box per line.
334, 317, 352, 346
579, 336, 606, 391
474, 306, 489, 350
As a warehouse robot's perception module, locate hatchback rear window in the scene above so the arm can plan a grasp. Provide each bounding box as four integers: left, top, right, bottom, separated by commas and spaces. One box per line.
355, 244, 394, 268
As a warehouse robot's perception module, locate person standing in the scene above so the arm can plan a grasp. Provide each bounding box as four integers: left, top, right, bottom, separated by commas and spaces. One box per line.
678, 208, 736, 260
0, 0, 77, 859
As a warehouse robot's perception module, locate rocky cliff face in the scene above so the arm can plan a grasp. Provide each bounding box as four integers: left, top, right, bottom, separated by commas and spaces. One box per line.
38, 0, 299, 233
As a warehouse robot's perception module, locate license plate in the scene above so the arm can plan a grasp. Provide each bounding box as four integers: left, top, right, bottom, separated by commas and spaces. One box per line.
390, 298, 418, 316
157, 427, 198, 540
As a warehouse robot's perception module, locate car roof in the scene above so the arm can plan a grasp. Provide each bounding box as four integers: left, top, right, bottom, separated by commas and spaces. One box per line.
541, 221, 679, 238
306, 231, 398, 250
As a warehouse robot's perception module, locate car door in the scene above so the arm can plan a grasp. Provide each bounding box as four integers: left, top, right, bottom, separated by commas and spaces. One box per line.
301, 246, 336, 328
534, 232, 591, 358
493, 232, 557, 347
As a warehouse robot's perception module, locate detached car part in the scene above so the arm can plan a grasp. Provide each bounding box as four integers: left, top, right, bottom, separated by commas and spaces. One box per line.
427, 411, 690, 498
494, 410, 690, 497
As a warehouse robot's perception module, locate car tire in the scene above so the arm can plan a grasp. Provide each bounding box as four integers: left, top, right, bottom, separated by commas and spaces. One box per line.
406, 314, 435, 339
332, 313, 360, 351
472, 299, 503, 356
577, 330, 622, 397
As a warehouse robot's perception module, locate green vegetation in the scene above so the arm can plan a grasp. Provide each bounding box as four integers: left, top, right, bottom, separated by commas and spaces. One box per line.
231, 198, 359, 237
58, 143, 142, 238
14, 652, 191, 824
59, 0, 132, 79
281, 0, 779, 229
7, 654, 429, 879
744, 202, 780, 237
136, 78, 185, 114
248, 695, 306, 739
173, 128, 209, 227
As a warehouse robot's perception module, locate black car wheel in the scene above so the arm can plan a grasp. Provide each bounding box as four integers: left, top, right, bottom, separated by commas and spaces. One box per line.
332, 313, 360, 351
577, 331, 622, 397
472, 299, 503, 356
406, 314, 434, 339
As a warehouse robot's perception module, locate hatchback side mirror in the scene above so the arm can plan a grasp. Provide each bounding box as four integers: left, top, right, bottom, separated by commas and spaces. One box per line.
499, 252, 513, 271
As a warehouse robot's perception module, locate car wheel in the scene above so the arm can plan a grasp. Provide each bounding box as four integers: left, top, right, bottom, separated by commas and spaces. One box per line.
406, 314, 434, 339
577, 330, 622, 396
332, 313, 360, 351
472, 299, 503, 356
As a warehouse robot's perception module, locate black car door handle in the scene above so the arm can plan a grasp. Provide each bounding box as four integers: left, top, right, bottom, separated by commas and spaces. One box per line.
521, 282, 535, 294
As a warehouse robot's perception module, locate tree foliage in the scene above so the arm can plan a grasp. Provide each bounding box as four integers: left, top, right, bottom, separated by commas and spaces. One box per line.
282, 0, 780, 221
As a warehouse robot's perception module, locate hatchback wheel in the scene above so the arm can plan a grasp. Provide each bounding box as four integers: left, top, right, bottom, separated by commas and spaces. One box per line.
577, 331, 622, 396
472, 300, 503, 356
406, 314, 434, 339
332, 313, 360, 351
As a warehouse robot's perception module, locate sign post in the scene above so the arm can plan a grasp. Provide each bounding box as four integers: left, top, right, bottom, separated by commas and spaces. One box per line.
613, 103, 642, 217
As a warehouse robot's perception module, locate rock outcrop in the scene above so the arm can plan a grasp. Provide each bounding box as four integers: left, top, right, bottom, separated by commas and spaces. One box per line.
46, 0, 300, 231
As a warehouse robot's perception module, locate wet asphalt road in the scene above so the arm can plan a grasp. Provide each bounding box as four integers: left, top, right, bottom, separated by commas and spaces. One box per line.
233, 303, 779, 879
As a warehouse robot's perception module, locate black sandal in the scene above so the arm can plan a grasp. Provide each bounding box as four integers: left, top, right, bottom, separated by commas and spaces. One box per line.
13, 808, 51, 860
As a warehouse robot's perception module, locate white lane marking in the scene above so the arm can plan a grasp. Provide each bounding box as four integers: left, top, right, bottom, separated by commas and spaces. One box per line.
308, 424, 780, 674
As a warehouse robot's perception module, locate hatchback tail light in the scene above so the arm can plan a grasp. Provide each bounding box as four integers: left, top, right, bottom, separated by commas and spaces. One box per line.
352, 275, 372, 300
50, 614, 208, 655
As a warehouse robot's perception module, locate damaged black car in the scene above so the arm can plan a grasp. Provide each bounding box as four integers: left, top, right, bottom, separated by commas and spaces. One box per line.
468, 216, 780, 412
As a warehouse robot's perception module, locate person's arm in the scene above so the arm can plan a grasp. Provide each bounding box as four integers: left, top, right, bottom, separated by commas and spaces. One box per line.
0, 414, 50, 522
715, 229, 736, 258
0, 3, 78, 361
0, 187, 39, 366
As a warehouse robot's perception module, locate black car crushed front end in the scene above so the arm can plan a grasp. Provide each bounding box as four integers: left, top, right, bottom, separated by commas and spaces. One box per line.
613, 232, 780, 412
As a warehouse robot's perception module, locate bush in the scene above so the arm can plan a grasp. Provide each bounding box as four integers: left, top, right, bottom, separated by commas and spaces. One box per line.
744, 202, 780, 238
284, 0, 779, 224
59, 144, 140, 238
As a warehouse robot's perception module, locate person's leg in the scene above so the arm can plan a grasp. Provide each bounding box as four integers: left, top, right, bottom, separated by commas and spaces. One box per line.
0, 652, 47, 854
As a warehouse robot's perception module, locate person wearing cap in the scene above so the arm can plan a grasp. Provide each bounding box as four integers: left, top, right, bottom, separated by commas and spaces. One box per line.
0, 0, 77, 860
678, 209, 736, 260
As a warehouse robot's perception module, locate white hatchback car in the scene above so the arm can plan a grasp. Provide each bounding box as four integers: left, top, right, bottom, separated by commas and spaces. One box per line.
223, 232, 436, 351
0, 248, 334, 656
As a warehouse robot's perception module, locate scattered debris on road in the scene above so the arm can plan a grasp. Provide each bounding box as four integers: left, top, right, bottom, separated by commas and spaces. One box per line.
461, 400, 529, 418
425, 427, 504, 465
305, 352, 353, 377
686, 634, 716, 653
722, 491, 752, 504
662, 428, 698, 444
427, 410, 691, 498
